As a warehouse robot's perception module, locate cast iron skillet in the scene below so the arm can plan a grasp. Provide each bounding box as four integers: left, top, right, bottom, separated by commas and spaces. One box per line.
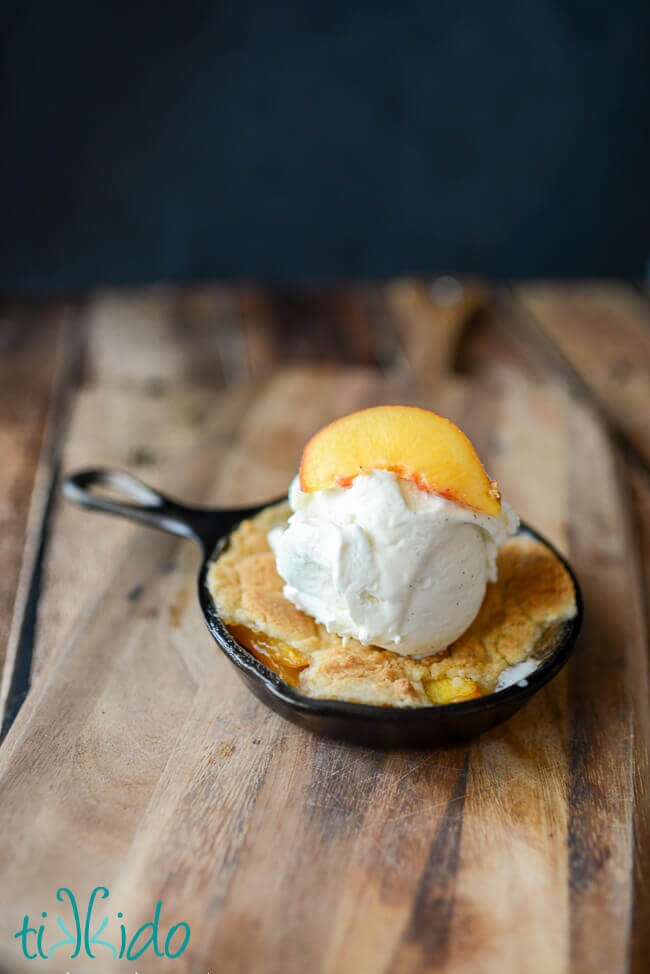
62, 469, 583, 749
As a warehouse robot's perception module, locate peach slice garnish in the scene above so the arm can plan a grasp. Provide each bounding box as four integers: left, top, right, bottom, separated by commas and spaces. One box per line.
299, 405, 501, 516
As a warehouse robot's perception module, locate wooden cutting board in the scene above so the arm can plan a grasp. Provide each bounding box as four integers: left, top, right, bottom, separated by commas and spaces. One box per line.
0, 281, 647, 974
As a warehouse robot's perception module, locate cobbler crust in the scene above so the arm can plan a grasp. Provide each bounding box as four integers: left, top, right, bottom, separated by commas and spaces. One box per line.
207, 502, 577, 707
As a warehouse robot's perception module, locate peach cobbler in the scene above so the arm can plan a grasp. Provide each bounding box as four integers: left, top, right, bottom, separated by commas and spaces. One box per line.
207, 406, 576, 708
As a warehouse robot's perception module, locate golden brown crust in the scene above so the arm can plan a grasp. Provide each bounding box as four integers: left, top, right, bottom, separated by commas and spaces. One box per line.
207, 502, 577, 707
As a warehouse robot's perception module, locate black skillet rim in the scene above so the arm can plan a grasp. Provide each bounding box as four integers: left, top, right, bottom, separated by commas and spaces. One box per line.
198, 515, 584, 722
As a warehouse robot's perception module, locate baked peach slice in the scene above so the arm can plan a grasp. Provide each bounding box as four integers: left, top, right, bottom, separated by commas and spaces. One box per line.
423, 676, 483, 704
299, 405, 501, 516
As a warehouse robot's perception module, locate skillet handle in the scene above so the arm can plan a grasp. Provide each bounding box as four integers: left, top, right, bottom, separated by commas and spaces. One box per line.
61, 468, 260, 553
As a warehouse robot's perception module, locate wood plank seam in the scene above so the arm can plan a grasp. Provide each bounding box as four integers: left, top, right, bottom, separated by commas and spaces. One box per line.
0, 457, 60, 741
0, 310, 86, 740
612, 446, 650, 974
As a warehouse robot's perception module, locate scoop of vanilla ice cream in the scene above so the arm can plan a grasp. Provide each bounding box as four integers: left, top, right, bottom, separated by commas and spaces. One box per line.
268, 470, 519, 657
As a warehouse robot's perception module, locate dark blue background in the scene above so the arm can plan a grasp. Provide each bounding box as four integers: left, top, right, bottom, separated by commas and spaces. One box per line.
2, 1, 649, 292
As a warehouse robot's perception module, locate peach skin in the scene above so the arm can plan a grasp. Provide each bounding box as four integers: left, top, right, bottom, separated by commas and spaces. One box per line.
299, 405, 501, 516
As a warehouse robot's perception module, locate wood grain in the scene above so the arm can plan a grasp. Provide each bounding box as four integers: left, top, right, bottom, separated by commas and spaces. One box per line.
564, 401, 641, 971
0, 366, 417, 974
239, 286, 384, 378
31, 382, 256, 681
515, 282, 650, 467
0, 281, 647, 974
26, 286, 234, 683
